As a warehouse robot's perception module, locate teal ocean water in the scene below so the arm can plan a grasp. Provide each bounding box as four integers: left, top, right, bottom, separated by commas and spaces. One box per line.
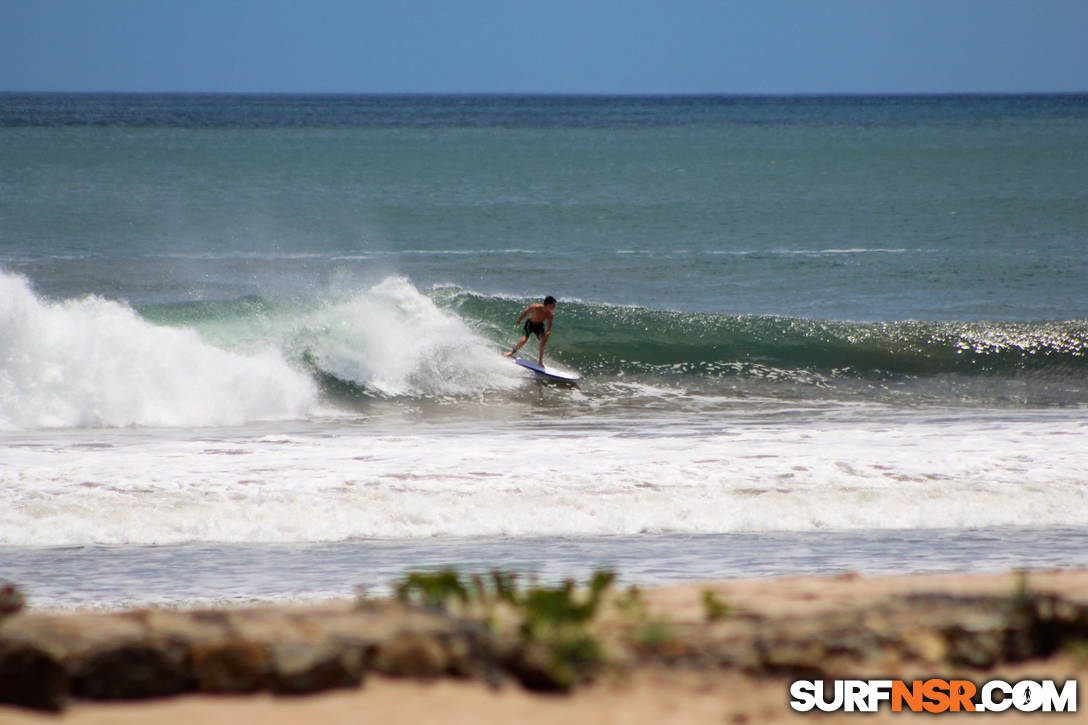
2, 94, 1087, 608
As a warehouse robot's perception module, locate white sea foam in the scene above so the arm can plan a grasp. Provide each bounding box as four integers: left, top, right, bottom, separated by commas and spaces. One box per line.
3, 412, 1086, 545
0, 271, 318, 429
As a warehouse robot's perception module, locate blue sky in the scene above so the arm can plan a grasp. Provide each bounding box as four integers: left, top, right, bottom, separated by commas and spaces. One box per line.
2, 0, 1086, 94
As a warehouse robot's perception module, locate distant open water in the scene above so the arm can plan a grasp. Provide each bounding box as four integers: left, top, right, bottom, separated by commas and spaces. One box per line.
1, 94, 1087, 609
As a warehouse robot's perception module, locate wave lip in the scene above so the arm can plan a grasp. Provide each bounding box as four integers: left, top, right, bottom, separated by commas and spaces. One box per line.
0, 271, 318, 430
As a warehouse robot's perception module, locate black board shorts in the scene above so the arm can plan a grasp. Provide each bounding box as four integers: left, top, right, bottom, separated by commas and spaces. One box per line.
524, 320, 547, 338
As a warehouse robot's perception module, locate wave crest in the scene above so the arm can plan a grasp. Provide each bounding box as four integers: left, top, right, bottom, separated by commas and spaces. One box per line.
0, 271, 318, 429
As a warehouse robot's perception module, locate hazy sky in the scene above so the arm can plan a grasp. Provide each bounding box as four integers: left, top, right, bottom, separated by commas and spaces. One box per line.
2, 0, 1086, 94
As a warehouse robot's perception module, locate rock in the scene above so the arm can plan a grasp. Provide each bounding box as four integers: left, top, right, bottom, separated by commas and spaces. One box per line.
187, 640, 270, 692
755, 636, 827, 677
5, 611, 148, 661
506, 642, 574, 692
0, 640, 68, 711
139, 609, 234, 649
944, 628, 1001, 669
707, 635, 762, 672
71, 643, 188, 700
445, 626, 508, 688
7, 611, 188, 701
444, 634, 475, 677
908, 630, 948, 663
373, 632, 449, 678
268, 641, 364, 694
0, 583, 25, 616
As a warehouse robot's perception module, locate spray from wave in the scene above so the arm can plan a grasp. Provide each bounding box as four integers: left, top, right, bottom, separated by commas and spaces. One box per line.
0, 271, 318, 429
293, 276, 523, 398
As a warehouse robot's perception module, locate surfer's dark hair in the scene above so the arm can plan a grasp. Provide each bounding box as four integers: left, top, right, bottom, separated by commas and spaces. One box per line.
544, 295, 556, 306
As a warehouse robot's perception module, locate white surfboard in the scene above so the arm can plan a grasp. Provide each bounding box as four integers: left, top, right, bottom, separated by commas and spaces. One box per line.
512, 357, 581, 383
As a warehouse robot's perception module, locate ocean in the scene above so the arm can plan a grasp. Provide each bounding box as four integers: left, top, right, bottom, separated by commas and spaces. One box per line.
2, 93, 1087, 610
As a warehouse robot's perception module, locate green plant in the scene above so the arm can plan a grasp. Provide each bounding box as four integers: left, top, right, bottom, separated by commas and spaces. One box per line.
614, 585, 646, 618
520, 570, 614, 637
392, 568, 617, 690
633, 618, 676, 655
394, 569, 469, 611
702, 589, 731, 622
1060, 637, 1088, 669
514, 571, 614, 690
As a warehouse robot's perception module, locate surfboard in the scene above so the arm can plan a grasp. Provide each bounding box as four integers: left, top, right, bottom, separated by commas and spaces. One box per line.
512, 357, 581, 383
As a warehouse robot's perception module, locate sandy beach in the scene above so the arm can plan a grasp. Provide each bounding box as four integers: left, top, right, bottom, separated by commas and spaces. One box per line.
2, 570, 1086, 724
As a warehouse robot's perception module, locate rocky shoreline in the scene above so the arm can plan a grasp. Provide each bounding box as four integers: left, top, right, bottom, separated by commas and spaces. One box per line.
2, 570, 1087, 716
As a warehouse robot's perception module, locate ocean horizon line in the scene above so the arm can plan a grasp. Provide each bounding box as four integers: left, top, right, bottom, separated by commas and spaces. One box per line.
3, 90, 1086, 99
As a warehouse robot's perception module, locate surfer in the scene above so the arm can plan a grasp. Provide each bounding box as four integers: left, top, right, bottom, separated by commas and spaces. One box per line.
504, 296, 556, 366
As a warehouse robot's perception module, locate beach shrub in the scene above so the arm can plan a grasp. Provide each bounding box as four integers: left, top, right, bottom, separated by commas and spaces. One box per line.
394, 569, 469, 611
702, 589, 731, 622
392, 568, 617, 690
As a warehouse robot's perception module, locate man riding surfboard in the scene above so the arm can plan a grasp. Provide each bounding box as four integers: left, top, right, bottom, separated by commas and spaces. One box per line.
504, 296, 556, 366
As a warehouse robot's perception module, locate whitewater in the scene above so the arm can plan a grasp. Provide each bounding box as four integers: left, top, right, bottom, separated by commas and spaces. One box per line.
5, 409, 1088, 546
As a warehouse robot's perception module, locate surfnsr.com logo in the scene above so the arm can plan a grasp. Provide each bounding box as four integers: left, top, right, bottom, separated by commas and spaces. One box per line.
790, 679, 1077, 713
